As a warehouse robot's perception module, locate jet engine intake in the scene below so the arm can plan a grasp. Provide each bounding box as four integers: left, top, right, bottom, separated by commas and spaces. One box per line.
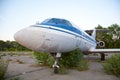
98, 41, 105, 48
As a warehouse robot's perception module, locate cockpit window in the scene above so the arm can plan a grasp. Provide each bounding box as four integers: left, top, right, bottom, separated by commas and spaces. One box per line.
41, 18, 73, 27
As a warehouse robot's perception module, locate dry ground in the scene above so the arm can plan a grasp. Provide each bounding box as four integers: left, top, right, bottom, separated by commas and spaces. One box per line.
2, 52, 120, 80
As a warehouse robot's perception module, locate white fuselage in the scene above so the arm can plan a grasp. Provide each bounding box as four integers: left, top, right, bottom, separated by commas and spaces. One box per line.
14, 24, 96, 53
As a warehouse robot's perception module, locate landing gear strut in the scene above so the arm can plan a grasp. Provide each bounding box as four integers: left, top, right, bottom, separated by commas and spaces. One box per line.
100, 53, 105, 61
52, 53, 61, 73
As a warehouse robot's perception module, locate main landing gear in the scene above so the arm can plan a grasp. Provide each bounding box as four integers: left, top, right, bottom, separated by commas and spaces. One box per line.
100, 53, 105, 61
51, 52, 62, 73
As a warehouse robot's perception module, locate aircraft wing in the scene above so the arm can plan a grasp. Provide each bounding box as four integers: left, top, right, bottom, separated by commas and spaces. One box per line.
89, 48, 120, 53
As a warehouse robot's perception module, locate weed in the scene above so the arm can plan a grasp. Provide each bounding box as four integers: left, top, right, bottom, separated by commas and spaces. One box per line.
8, 52, 15, 56
16, 59, 25, 64
0, 53, 6, 59
10, 77, 20, 80
33, 49, 89, 74
59, 64, 68, 74
60, 49, 84, 68
33, 52, 54, 67
76, 59, 89, 71
0, 60, 9, 80
103, 54, 120, 77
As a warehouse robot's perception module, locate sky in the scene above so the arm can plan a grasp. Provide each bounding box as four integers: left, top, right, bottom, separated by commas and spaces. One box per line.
0, 0, 120, 41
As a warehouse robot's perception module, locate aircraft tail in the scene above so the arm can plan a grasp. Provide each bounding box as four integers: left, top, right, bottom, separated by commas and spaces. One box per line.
91, 29, 96, 40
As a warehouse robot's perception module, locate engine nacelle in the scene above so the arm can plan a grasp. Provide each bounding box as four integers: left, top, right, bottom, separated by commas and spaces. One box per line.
97, 41, 105, 48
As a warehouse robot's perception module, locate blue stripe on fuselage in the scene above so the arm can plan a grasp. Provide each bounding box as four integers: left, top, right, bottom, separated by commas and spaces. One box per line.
40, 23, 96, 42
34, 24, 96, 45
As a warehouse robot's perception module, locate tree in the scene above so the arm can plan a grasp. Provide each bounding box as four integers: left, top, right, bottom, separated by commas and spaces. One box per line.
95, 24, 120, 48
0, 40, 6, 51
108, 24, 120, 40
95, 24, 103, 29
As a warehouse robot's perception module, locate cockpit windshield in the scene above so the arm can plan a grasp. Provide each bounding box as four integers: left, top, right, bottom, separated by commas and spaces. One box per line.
40, 18, 73, 27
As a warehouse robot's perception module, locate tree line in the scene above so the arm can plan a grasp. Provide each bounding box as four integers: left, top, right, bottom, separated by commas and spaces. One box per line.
0, 40, 31, 51
0, 24, 120, 51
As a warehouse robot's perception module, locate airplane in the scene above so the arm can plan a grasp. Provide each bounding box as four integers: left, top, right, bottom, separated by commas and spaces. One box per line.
14, 18, 120, 73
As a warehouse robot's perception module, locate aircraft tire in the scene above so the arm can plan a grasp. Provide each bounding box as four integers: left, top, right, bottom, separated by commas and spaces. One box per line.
54, 66, 59, 74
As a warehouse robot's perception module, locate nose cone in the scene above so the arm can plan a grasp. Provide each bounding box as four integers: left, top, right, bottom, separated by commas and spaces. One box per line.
14, 27, 30, 44
14, 28, 30, 48
14, 27, 46, 51
14, 29, 24, 43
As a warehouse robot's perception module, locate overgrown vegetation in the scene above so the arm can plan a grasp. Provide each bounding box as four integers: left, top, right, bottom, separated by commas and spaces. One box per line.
60, 49, 88, 73
0, 56, 9, 80
60, 49, 84, 67
33, 52, 54, 67
95, 24, 120, 48
103, 54, 120, 77
0, 40, 31, 51
33, 49, 89, 74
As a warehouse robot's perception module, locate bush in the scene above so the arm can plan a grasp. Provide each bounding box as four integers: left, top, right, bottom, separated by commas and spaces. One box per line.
58, 64, 68, 74
59, 49, 88, 73
33, 52, 54, 67
60, 49, 84, 68
33, 49, 88, 74
0, 59, 9, 80
103, 54, 120, 77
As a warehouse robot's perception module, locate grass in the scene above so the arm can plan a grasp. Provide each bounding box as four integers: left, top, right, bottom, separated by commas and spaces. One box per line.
33, 51, 54, 67
58, 64, 68, 74
76, 59, 89, 71
58, 59, 89, 74
103, 54, 120, 77
0, 59, 9, 80
16, 59, 25, 64
10, 77, 20, 80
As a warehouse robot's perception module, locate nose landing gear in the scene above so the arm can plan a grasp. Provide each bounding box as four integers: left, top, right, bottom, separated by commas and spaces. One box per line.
51, 52, 61, 73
